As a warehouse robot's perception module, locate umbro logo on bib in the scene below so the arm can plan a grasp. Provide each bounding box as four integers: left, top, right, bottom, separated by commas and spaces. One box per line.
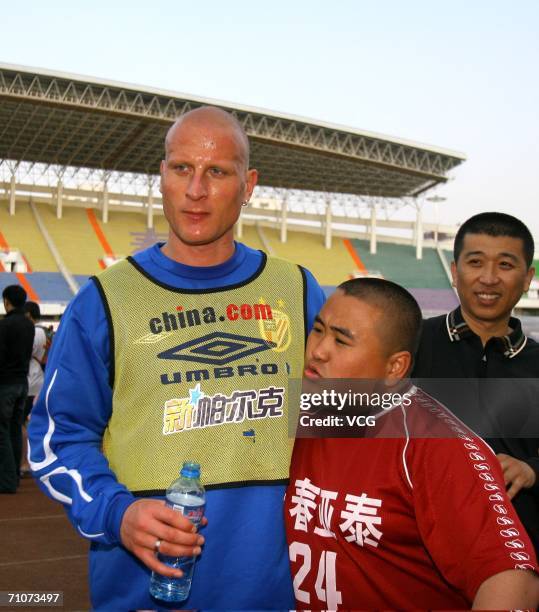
157, 331, 276, 366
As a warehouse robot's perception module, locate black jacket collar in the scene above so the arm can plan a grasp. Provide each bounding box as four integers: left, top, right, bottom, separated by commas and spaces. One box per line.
445, 307, 527, 359
5, 307, 25, 318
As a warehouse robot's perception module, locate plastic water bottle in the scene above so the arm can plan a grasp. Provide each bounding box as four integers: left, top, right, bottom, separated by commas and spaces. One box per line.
149, 461, 205, 603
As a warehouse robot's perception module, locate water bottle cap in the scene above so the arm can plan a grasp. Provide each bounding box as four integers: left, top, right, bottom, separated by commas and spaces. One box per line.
180, 461, 201, 479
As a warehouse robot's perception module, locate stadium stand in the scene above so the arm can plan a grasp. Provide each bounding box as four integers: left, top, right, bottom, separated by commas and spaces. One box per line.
0, 63, 467, 314
0, 199, 54, 271
81, 207, 170, 267
0, 271, 74, 303
35, 203, 105, 275
351, 239, 450, 288
1, 65, 536, 319
243, 226, 354, 288
235, 223, 266, 252
349, 239, 459, 312
1, 195, 537, 318
1, 197, 534, 315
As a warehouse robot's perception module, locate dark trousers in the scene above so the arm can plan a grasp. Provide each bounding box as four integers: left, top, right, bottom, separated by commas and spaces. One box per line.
0, 383, 28, 493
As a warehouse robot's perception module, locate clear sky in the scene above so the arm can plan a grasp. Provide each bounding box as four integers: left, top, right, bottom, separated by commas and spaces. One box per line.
1, 0, 538, 238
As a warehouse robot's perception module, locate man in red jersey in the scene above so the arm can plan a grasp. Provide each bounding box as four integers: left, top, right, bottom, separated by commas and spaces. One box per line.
285, 277, 539, 610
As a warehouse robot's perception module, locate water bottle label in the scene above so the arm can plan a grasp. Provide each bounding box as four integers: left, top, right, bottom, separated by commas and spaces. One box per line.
169, 502, 205, 527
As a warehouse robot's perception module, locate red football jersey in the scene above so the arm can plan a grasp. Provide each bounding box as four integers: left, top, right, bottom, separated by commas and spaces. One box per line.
285, 386, 538, 609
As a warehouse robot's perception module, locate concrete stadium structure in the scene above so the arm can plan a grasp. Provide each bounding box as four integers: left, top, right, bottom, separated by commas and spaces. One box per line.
0, 63, 470, 310
0, 65, 465, 235
7, 62, 536, 328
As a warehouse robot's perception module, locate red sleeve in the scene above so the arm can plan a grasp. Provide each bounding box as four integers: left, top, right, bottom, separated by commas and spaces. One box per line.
409, 436, 538, 601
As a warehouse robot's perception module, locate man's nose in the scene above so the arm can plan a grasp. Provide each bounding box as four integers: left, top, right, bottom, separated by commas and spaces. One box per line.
311, 337, 329, 361
186, 171, 208, 200
479, 263, 499, 285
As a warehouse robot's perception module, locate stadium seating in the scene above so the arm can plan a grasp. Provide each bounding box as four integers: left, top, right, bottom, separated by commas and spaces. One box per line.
1, 199, 536, 318
0, 199, 55, 271
34, 203, 104, 275
235, 223, 265, 252
351, 239, 451, 289
0, 271, 77, 303
241, 226, 353, 288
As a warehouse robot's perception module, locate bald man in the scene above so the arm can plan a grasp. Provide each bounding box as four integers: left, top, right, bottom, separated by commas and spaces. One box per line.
28, 107, 325, 610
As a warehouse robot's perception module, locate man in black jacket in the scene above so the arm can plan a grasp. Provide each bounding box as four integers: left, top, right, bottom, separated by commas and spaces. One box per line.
413, 212, 539, 555
0, 284, 35, 493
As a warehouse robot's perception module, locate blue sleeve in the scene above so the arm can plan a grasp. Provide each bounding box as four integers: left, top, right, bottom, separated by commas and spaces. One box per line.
303, 267, 326, 333
27, 280, 135, 545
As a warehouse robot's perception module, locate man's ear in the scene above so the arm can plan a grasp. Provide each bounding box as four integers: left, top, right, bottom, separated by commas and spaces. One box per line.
524, 266, 535, 293
385, 351, 412, 386
244, 168, 258, 202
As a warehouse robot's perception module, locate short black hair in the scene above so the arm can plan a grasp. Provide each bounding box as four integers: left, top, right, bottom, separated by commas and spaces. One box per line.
337, 277, 423, 357
24, 301, 41, 320
454, 212, 534, 268
2, 284, 27, 308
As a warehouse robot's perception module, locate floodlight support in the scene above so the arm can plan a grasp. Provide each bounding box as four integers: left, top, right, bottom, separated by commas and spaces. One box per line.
280, 194, 288, 243
9, 172, 16, 215
56, 179, 63, 219
426, 195, 446, 245
146, 176, 154, 229
325, 196, 332, 249
102, 176, 109, 223
370, 205, 377, 254
415, 202, 423, 260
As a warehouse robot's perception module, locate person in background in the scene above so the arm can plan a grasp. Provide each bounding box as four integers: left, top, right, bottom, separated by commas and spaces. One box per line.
285, 277, 539, 609
0, 285, 35, 493
18, 301, 48, 476
412, 212, 539, 555
28, 106, 325, 610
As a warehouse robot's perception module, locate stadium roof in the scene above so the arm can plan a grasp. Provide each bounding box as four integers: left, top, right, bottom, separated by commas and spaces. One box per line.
0, 63, 465, 197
